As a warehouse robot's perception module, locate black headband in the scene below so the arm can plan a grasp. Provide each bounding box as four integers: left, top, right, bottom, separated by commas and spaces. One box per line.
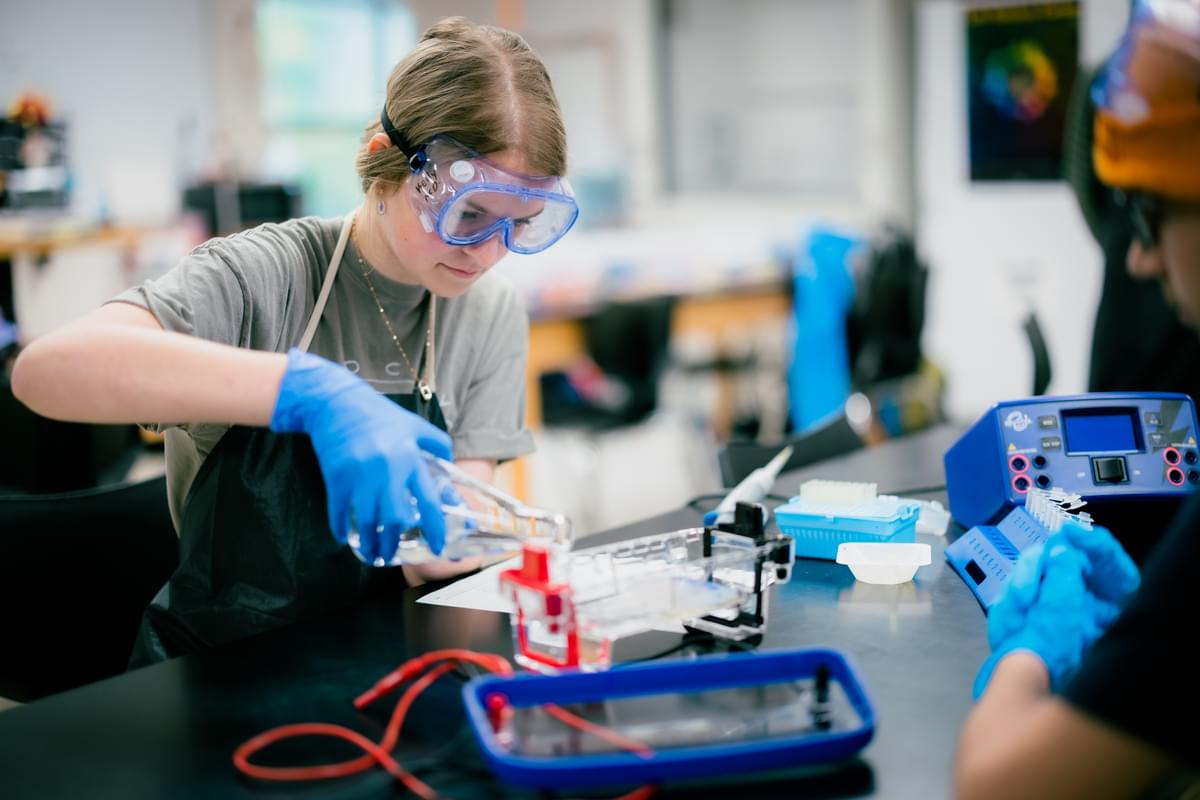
379, 106, 414, 155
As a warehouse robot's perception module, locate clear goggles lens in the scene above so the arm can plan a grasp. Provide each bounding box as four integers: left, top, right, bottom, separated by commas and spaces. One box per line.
1091, 0, 1200, 121
407, 135, 578, 254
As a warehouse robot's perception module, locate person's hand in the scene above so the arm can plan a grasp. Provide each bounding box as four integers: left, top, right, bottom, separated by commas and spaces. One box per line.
973, 539, 1100, 698
1060, 521, 1140, 604
270, 348, 452, 563
984, 520, 1139, 653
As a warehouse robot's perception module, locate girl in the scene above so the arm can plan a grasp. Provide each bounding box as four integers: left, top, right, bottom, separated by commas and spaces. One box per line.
11, 17, 578, 662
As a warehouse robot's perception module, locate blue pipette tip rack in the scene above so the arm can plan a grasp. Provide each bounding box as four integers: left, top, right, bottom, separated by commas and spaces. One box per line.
774, 495, 919, 560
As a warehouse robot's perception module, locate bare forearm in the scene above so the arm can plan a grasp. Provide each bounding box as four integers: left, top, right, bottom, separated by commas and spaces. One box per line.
958, 652, 1050, 762
11, 304, 286, 426
956, 653, 1061, 800
956, 652, 1172, 800
454, 458, 496, 484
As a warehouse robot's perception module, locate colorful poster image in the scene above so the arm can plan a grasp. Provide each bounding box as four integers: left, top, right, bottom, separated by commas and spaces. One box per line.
967, 2, 1079, 181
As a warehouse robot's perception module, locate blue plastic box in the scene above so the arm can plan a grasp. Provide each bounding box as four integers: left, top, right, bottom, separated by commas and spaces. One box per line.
774, 496, 919, 560
462, 647, 875, 789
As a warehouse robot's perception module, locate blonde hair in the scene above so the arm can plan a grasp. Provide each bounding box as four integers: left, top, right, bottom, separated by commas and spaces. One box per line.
355, 17, 567, 194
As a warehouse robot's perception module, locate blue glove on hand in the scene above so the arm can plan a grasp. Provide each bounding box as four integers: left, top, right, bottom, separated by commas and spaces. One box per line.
973, 539, 1098, 699
270, 348, 453, 563
984, 520, 1140, 651
1060, 521, 1140, 604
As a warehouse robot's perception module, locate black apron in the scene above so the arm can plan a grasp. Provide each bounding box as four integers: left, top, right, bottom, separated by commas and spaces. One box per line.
130, 214, 444, 666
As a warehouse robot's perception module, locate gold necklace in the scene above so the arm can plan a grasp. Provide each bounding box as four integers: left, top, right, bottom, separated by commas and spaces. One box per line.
350, 221, 434, 400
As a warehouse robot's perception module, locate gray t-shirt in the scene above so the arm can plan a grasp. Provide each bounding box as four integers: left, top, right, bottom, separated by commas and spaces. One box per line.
112, 215, 534, 532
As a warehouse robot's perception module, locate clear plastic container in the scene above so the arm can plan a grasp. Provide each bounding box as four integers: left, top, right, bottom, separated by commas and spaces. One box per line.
509, 526, 795, 672
835, 542, 931, 584
348, 453, 572, 566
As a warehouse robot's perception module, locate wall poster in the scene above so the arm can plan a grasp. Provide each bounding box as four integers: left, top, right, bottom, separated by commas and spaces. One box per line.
967, 2, 1080, 181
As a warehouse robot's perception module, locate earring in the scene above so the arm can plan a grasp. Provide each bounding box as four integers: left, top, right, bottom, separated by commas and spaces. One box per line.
377, 199, 386, 215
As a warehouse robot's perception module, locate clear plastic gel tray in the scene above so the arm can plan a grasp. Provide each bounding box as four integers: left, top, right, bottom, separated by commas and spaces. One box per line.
463, 647, 876, 789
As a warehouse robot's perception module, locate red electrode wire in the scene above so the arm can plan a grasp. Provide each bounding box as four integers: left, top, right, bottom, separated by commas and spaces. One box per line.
542, 704, 655, 759
232, 648, 657, 799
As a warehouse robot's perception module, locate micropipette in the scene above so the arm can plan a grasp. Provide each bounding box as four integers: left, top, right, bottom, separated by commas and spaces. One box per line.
704, 445, 794, 526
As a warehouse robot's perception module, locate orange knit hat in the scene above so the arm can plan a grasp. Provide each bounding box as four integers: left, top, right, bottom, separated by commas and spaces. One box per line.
1093, 0, 1200, 202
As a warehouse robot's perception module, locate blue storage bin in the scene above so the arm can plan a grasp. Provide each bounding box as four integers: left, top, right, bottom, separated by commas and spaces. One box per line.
774, 496, 920, 560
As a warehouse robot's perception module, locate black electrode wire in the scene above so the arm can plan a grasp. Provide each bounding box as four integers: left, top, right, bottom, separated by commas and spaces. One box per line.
686, 493, 789, 514
878, 484, 947, 497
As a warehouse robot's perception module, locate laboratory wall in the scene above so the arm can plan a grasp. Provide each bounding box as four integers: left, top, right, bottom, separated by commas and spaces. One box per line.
915, 0, 1130, 422
0, 0, 218, 222
2, 0, 1140, 418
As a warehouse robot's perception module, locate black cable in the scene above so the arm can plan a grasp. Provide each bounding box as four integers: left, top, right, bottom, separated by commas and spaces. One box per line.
879, 483, 947, 496
612, 629, 759, 667
404, 726, 495, 779
686, 493, 726, 512
619, 631, 719, 664
686, 493, 790, 514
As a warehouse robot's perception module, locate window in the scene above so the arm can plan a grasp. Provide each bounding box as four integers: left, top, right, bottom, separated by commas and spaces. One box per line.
658, 0, 864, 199
256, 0, 416, 218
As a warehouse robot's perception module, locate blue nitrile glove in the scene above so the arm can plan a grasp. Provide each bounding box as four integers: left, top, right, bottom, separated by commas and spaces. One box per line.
985, 522, 1139, 658
270, 348, 452, 562
1060, 521, 1141, 604
983, 540, 1049, 651
973, 540, 1097, 699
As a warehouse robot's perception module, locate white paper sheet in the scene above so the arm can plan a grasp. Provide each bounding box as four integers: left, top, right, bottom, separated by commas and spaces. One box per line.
416, 556, 687, 635
416, 558, 517, 613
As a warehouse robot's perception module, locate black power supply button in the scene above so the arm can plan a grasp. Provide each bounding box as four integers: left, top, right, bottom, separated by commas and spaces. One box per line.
1092, 457, 1128, 484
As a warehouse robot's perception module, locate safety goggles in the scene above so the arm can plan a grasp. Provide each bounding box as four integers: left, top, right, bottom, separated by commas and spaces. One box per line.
1115, 189, 1165, 248
404, 135, 578, 255
1091, 0, 1200, 123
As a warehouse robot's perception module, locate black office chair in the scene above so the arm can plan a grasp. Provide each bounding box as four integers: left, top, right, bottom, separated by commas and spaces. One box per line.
541, 296, 676, 430
0, 476, 178, 701
717, 413, 864, 488
182, 181, 302, 237
0, 373, 141, 494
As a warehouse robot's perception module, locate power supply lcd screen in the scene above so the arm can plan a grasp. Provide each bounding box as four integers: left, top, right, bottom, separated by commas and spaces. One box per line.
1062, 408, 1141, 454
